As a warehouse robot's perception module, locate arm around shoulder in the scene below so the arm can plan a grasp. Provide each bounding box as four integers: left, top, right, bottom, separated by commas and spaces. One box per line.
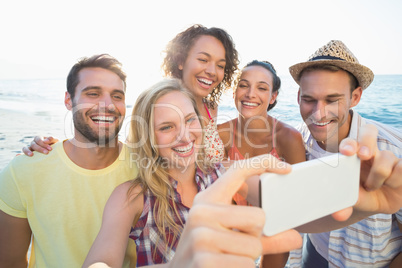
22, 136, 59, 156
83, 182, 143, 268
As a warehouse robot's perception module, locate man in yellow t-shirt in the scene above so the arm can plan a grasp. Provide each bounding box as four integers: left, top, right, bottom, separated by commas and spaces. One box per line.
0, 54, 137, 268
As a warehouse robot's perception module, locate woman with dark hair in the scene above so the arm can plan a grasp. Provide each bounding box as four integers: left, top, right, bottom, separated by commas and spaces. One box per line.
219, 60, 306, 197
218, 60, 306, 267
162, 24, 239, 163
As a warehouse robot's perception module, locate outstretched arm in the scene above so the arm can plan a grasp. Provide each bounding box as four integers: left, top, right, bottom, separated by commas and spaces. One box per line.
87, 154, 358, 268
168, 155, 302, 268
0, 210, 32, 268
83, 182, 142, 268
22, 136, 58, 156
88, 155, 303, 268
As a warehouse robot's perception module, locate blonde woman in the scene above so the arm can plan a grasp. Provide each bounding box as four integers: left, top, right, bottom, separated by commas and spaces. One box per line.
218, 60, 306, 268
83, 79, 225, 267
219, 60, 306, 204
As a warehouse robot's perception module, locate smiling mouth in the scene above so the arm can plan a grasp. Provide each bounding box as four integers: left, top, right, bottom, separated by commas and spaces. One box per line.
241, 101, 259, 107
172, 142, 194, 154
197, 78, 213, 86
91, 115, 117, 124
311, 119, 332, 126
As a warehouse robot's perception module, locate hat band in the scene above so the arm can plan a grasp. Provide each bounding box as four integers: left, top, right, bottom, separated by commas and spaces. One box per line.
310, 55, 345, 61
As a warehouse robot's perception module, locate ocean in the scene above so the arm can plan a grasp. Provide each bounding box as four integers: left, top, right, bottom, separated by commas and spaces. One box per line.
218, 75, 402, 128
0, 75, 401, 169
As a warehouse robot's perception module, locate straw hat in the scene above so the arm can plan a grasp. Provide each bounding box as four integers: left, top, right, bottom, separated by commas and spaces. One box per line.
289, 40, 374, 90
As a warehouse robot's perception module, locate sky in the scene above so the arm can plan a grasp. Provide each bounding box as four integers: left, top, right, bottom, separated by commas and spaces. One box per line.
1, 0, 401, 100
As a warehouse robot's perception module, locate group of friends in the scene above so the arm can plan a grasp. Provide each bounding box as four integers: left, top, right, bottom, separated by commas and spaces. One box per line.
0, 24, 401, 268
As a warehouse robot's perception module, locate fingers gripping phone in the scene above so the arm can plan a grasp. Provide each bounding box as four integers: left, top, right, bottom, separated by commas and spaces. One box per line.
260, 153, 360, 236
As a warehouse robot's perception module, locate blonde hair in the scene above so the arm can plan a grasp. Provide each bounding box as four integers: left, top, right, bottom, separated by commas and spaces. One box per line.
127, 78, 212, 252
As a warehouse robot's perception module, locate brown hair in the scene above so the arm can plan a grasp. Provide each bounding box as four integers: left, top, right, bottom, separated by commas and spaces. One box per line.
234, 60, 281, 111
162, 24, 239, 107
299, 64, 358, 93
66, 54, 126, 99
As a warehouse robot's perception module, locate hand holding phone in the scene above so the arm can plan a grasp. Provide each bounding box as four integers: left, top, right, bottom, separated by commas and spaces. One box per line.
260, 153, 360, 236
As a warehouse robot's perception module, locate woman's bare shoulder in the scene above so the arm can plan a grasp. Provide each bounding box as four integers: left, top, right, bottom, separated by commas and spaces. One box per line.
109, 181, 144, 208
218, 118, 236, 142
217, 118, 236, 130
275, 120, 300, 134
275, 120, 303, 145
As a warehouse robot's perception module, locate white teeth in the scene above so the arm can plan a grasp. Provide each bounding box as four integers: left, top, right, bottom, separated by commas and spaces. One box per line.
312, 120, 331, 126
242, 101, 259, 107
91, 116, 115, 123
198, 78, 213, 85
173, 142, 193, 154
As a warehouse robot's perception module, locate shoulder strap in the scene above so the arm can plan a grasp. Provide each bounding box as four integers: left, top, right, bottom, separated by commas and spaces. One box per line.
203, 102, 212, 120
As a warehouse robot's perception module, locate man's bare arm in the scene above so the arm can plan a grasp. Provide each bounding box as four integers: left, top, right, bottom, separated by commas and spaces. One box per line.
0, 210, 32, 268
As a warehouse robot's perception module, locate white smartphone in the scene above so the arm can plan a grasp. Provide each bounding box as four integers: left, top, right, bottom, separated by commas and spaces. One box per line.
260, 153, 360, 236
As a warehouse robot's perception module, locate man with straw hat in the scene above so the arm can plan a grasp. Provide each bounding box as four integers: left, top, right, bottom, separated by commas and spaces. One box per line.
288, 40, 402, 267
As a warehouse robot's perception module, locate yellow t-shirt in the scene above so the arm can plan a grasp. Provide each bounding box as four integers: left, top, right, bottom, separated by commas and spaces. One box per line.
0, 142, 138, 267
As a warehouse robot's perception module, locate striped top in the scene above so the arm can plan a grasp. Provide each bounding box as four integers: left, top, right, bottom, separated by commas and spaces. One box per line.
287, 110, 402, 268
129, 164, 224, 266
